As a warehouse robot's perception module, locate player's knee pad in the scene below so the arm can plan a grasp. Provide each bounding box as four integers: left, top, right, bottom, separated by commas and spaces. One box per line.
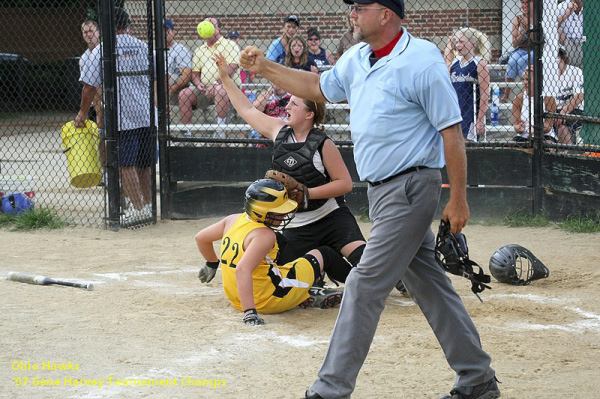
347, 244, 365, 268
318, 245, 352, 283
302, 254, 321, 282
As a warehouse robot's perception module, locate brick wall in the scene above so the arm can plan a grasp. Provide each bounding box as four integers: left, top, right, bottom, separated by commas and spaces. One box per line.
0, 2, 505, 63
160, 8, 503, 61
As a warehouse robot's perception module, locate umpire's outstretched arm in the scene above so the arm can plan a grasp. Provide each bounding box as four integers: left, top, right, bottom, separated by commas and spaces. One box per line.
239, 46, 325, 102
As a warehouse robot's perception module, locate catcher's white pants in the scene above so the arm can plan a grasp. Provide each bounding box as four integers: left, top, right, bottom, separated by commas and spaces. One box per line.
309, 168, 495, 399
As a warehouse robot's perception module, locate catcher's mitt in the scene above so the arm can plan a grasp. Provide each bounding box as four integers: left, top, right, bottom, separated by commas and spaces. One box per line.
265, 170, 309, 210
435, 219, 491, 301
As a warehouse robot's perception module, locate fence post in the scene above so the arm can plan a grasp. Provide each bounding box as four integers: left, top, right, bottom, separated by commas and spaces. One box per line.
153, 0, 171, 219
99, 0, 121, 231
532, 0, 544, 217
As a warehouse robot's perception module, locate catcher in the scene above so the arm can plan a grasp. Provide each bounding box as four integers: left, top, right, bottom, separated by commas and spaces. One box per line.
195, 179, 345, 325
214, 52, 408, 292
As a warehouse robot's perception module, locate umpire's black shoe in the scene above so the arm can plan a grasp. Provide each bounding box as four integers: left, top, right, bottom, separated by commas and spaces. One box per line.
305, 388, 325, 399
440, 377, 500, 399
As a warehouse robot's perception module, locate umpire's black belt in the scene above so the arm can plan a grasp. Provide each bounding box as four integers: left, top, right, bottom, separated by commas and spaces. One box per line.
367, 166, 429, 187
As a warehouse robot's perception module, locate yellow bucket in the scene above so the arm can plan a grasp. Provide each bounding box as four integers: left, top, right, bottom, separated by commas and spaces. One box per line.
61, 120, 102, 188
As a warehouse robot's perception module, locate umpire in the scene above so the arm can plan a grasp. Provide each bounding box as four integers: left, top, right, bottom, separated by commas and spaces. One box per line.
240, 1, 500, 398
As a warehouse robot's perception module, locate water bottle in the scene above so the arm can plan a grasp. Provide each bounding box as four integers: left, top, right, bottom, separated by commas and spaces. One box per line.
490, 85, 500, 127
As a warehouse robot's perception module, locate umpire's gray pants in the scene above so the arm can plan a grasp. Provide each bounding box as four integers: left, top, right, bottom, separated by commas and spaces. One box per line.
309, 168, 494, 399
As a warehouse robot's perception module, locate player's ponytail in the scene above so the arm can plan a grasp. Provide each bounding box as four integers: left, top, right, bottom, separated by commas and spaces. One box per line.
303, 99, 326, 131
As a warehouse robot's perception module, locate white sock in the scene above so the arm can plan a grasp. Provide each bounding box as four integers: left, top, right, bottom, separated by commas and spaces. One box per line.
217, 117, 227, 125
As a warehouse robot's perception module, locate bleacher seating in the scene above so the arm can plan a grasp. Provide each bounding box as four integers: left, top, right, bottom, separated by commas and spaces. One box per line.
168, 63, 520, 144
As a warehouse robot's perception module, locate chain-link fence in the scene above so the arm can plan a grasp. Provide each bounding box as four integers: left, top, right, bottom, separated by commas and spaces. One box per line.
0, 0, 157, 229
1, 0, 598, 227
160, 0, 598, 151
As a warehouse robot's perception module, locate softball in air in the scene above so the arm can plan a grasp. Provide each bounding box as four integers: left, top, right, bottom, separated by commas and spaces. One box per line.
197, 21, 215, 39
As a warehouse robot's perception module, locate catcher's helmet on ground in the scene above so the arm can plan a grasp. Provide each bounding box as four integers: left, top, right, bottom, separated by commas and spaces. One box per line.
489, 244, 549, 285
244, 179, 298, 229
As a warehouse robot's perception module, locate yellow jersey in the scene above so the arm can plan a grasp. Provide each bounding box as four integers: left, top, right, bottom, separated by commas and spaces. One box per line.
220, 214, 315, 314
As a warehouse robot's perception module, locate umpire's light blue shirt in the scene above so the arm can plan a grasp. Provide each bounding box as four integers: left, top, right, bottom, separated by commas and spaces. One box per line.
319, 28, 462, 183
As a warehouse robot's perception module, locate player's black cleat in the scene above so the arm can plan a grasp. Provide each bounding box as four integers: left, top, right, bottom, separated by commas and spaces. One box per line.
297, 296, 315, 309
395, 279, 411, 298
308, 287, 343, 309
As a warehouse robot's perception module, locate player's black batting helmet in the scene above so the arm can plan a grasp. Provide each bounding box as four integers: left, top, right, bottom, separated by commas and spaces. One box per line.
244, 179, 298, 229
489, 244, 549, 285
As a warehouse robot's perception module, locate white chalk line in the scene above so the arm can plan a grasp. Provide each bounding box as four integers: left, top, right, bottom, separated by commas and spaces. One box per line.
94, 266, 200, 281
90, 267, 205, 294
487, 293, 600, 334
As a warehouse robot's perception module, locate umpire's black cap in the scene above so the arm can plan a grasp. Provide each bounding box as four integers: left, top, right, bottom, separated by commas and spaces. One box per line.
344, 0, 405, 19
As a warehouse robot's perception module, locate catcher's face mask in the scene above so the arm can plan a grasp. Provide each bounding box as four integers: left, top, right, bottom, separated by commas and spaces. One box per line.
489, 244, 549, 285
435, 219, 491, 301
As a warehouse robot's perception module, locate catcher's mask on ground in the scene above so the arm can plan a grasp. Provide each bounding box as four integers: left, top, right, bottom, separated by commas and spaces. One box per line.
244, 179, 298, 229
489, 244, 549, 285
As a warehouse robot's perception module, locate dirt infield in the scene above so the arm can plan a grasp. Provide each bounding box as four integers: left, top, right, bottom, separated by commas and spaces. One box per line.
1, 219, 599, 399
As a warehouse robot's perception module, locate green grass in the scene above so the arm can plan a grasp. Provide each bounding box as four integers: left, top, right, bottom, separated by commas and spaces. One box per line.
557, 213, 600, 234
502, 209, 551, 228
471, 210, 600, 234
362, 208, 600, 233
0, 207, 65, 231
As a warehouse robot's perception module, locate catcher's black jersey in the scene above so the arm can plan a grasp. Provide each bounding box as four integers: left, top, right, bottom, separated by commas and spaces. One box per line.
272, 126, 329, 212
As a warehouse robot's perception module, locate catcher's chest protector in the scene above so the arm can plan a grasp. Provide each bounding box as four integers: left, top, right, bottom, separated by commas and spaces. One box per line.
272, 127, 329, 211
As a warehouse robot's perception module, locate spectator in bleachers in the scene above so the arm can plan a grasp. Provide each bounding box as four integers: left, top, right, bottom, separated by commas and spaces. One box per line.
226, 31, 256, 87
558, 0, 583, 68
285, 36, 318, 73
250, 83, 292, 146
335, 14, 359, 63
164, 19, 192, 119
226, 30, 240, 44
307, 28, 335, 69
444, 27, 491, 142
555, 47, 584, 144
500, 0, 534, 104
266, 15, 301, 64
253, 83, 291, 118
178, 18, 241, 137
512, 66, 557, 143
